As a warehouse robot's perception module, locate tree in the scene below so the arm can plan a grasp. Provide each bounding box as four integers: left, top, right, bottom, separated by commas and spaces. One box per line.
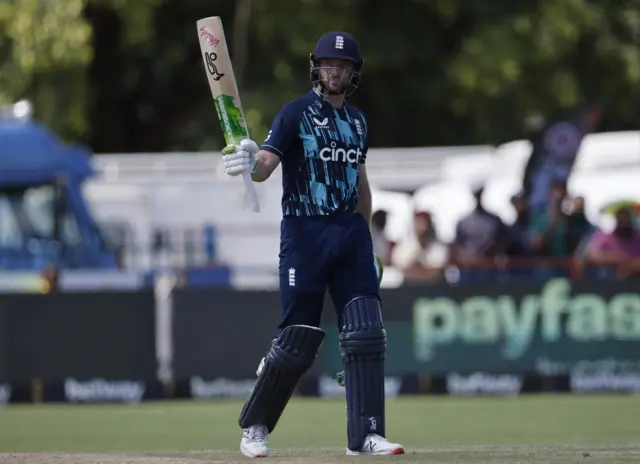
0, 0, 637, 152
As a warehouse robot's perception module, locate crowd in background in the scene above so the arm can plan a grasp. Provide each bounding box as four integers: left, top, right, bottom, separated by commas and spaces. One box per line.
372, 181, 640, 284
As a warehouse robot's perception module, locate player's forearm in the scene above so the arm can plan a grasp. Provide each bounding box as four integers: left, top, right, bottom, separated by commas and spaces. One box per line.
251, 150, 280, 182
250, 159, 270, 182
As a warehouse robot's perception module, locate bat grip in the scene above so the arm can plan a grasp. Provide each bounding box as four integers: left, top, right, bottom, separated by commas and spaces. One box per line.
242, 170, 260, 213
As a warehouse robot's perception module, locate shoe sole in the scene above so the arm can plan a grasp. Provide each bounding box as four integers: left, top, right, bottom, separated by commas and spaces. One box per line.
346, 447, 405, 456
240, 444, 269, 458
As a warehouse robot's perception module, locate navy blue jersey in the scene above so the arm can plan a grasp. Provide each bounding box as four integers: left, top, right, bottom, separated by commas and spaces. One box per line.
260, 89, 369, 217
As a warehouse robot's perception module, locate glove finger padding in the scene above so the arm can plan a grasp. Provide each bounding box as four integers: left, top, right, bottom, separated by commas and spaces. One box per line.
225, 156, 251, 168
240, 138, 259, 153
225, 168, 244, 176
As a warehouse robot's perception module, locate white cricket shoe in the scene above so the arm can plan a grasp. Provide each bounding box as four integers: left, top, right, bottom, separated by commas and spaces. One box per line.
346, 433, 405, 456
240, 425, 269, 458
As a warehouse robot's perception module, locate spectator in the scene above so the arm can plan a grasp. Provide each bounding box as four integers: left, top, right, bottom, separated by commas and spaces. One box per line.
505, 191, 531, 257
568, 195, 594, 253
391, 210, 448, 283
371, 209, 392, 265
449, 184, 508, 273
530, 180, 590, 259
585, 206, 640, 279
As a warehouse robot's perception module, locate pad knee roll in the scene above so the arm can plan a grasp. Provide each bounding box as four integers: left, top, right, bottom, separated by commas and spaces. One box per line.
339, 296, 387, 451
340, 297, 387, 357
238, 325, 325, 433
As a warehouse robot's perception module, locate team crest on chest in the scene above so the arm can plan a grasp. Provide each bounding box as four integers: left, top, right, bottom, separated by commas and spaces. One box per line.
354, 119, 363, 136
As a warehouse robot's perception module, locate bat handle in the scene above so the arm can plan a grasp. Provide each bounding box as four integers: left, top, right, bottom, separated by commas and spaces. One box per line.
242, 170, 260, 213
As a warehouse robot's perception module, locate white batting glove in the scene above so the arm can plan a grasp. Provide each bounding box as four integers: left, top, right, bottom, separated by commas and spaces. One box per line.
221, 139, 259, 177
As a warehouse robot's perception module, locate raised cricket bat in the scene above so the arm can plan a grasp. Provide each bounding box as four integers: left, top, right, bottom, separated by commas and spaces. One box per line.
196, 16, 260, 213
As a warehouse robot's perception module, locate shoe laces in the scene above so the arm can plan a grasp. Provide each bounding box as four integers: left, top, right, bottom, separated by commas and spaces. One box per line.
367, 433, 387, 444
245, 425, 267, 442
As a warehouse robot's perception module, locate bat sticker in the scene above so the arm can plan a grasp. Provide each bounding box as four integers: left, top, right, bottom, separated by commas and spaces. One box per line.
205, 52, 225, 81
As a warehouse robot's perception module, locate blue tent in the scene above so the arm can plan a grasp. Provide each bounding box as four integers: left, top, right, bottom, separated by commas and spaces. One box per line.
0, 121, 93, 186
0, 121, 118, 270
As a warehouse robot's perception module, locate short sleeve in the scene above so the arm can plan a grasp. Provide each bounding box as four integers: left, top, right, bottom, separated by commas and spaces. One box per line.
260, 104, 296, 158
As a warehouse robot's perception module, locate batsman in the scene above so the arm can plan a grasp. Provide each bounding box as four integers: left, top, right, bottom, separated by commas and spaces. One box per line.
221, 31, 405, 458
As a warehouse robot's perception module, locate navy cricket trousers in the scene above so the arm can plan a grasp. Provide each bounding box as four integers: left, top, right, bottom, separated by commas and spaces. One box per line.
277, 212, 380, 331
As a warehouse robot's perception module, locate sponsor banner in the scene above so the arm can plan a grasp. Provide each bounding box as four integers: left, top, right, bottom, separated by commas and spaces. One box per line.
570, 372, 640, 393
0, 379, 164, 404
177, 375, 319, 400
317, 375, 404, 398
0, 291, 156, 383
171, 289, 315, 380
2, 284, 636, 401
321, 278, 640, 377
3, 373, 640, 401
43, 378, 164, 403
189, 377, 256, 399
446, 373, 523, 396
569, 360, 640, 393
411, 278, 640, 376
62, 379, 147, 404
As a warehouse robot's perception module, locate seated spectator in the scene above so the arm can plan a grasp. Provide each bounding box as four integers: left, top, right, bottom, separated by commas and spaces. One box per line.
391, 210, 448, 283
530, 180, 590, 260
371, 209, 392, 265
449, 184, 508, 275
584, 206, 640, 279
568, 195, 595, 252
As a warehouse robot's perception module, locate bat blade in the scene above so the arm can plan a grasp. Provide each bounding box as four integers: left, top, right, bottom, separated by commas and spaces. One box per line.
196, 16, 260, 213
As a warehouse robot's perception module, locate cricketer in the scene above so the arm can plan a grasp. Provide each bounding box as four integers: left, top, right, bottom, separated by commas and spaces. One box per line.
221, 31, 405, 458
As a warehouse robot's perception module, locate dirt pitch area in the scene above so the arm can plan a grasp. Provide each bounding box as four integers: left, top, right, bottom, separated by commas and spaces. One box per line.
3, 445, 640, 463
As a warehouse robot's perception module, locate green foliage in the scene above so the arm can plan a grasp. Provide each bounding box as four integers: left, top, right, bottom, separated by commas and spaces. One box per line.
0, 0, 637, 150
0, 0, 91, 137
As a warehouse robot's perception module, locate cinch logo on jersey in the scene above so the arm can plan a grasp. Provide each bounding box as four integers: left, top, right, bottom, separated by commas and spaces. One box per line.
319, 141, 362, 163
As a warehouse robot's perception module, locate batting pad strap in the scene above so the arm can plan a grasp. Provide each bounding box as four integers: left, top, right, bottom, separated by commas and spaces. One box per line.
340, 329, 386, 356
238, 325, 325, 433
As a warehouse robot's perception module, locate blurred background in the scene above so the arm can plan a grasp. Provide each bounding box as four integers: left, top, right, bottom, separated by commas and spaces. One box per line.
0, 0, 640, 402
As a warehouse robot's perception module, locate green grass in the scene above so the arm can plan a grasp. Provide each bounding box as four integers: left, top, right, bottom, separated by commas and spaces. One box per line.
0, 395, 639, 463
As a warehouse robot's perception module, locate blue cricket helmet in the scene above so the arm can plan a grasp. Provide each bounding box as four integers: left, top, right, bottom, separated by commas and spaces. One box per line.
309, 31, 364, 96
311, 31, 363, 65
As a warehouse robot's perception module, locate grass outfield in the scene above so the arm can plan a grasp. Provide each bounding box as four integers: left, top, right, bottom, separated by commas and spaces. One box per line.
0, 395, 638, 463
